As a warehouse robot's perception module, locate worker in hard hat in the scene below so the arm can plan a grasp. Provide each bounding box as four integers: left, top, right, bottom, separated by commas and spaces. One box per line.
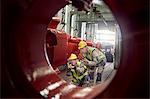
67, 54, 90, 86
78, 40, 106, 84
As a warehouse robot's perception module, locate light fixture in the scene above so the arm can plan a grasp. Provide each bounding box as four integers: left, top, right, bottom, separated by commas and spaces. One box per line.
95, 30, 115, 34
92, 0, 103, 5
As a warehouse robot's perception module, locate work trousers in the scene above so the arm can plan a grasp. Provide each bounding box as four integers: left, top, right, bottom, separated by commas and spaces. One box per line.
89, 59, 106, 85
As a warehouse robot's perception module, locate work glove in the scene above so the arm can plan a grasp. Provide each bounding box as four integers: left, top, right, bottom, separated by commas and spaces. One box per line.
77, 67, 84, 73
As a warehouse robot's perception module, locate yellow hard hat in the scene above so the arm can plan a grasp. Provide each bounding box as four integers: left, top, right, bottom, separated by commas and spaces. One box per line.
78, 40, 87, 49
68, 54, 77, 61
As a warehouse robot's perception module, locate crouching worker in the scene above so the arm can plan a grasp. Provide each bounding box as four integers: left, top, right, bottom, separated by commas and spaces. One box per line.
78, 40, 106, 84
67, 54, 90, 87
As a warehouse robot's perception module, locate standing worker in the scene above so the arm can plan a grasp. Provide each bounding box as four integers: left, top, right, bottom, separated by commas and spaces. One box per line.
67, 54, 90, 86
78, 40, 106, 84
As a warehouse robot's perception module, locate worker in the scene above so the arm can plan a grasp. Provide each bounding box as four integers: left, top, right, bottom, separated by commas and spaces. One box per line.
67, 54, 90, 86
78, 40, 106, 84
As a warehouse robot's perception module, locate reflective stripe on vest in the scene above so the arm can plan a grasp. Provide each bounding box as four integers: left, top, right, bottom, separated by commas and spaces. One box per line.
97, 49, 106, 61
83, 46, 106, 63
71, 62, 88, 81
77, 62, 88, 80
71, 69, 78, 83
77, 61, 81, 67
83, 46, 95, 61
78, 71, 88, 80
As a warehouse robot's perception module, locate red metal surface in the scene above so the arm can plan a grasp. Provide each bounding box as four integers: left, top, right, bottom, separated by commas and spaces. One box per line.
46, 18, 93, 68
47, 31, 69, 69
2, 0, 148, 98
47, 17, 61, 29
46, 33, 93, 68
68, 37, 82, 57
52, 33, 69, 68
67, 38, 93, 59
46, 31, 57, 64
46, 17, 69, 69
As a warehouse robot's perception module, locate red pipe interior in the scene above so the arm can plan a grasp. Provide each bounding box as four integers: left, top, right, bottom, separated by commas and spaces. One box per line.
2, 0, 148, 98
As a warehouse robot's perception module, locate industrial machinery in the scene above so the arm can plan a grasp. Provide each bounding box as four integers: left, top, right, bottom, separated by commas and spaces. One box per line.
2, 0, 149, 98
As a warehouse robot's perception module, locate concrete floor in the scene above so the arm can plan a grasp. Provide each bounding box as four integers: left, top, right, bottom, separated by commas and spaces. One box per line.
58, 62, 116, 87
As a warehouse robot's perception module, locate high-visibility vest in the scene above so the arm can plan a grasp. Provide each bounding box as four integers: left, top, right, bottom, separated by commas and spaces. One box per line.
83, 46, 106, 62
70, 62, 88, 84
77, 62, 88, 80
67, 63, 73, 69
71, 69, 78, 84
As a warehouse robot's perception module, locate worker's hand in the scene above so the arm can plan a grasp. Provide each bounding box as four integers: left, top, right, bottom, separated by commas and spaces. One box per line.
77, 67, 84, 73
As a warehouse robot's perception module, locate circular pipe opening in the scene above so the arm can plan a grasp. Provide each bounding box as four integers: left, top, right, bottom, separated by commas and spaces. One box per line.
45, 1, 122, 90
2, 0, 148, 98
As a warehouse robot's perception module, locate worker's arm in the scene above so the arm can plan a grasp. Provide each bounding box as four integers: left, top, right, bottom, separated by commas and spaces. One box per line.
78, 64, 88, 80
82, 58, 96, 66
85, 50, 105, 66
77, 64, 88, 73
92, 50, 102, 64
92, 49, 106, 65
70, 69, 79, 80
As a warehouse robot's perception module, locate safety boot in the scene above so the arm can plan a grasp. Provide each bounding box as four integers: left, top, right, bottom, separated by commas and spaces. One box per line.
96, 73, 101, 81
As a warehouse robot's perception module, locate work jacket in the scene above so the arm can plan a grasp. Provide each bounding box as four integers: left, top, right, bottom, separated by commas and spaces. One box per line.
82, 46, 106, 66
70, 62, 88, 84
